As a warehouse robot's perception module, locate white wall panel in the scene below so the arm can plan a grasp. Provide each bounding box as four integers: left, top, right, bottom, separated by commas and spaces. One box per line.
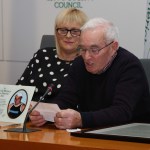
0, 0, 147, 84
0, 61, 28, 84
0, 0, 2, 60
2, 0, 147, 62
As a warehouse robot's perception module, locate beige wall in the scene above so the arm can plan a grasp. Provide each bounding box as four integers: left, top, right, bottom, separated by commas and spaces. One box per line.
0, 0, 147, 84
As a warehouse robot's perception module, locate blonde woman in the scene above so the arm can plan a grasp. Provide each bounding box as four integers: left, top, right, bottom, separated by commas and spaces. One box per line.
17, 8, 88, 103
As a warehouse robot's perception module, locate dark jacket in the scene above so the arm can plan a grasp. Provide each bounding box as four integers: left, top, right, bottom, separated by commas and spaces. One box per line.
52, 47, 150, 128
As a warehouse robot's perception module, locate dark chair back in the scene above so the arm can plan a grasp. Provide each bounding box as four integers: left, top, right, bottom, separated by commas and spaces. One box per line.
40, 35, 55, 49
140, 59, 150, 91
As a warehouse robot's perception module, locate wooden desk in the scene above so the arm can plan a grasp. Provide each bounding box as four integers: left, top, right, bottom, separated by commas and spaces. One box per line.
0, 123, 150, 150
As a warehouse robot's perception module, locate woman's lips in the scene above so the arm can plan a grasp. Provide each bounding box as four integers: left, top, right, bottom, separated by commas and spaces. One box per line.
64, 41, 74, 44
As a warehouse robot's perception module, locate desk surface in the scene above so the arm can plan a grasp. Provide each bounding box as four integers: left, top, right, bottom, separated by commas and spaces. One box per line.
0, 123, 150, 150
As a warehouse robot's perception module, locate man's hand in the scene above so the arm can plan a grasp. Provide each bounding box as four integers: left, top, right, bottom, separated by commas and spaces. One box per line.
29, 110, 47, 127
54, 109, 82, 129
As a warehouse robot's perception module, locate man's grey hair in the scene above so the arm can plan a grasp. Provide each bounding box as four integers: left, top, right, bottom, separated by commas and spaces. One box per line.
81, 17, 119, 45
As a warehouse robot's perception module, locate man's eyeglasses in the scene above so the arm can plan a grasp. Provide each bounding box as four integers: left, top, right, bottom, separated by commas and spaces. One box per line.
56, 28, 81, 37
79, 41, 114, 56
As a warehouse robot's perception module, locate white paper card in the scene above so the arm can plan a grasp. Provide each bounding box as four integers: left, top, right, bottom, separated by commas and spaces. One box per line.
0, 121, 19, 127
0, 84, 35, 124
30, 101, 60, 122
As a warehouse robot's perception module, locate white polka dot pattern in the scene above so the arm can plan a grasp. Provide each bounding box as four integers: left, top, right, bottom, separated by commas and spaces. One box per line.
30, 79, 34, 83
38, 68, 42, 72
47, 64, 51, 67
64, 74, 68, 77
39, 74, 43, 78
35, 88, 38, 92
52, 78, 57, 81
48, 92, 52, 95
57, 61, 61, 65
60, 68, 64, 72
57, 84, 61, 88
43, 82, 47, 87
21, 77, 24, 80
36, 59, 39, 63
43, 49, 47, 52
17, 48, 74, 101
49, 72, 54, 75
45, 57, 49, 60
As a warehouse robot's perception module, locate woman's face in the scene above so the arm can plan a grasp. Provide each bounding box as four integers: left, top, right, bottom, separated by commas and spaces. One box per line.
56, 22, 81, 55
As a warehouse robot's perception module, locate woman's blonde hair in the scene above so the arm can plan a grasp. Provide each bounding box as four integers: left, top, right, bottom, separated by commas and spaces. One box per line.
54, 8, 88, 52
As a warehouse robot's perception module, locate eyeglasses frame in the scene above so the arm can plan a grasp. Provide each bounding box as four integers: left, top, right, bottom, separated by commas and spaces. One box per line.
79, 41, 114, 55
56, 28, 81, 37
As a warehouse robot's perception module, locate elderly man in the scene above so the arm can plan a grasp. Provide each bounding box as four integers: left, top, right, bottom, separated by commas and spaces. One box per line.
30, 17, 150, 129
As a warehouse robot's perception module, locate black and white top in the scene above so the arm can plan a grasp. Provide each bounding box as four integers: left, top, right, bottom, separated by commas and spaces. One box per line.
16, 47, 73, 102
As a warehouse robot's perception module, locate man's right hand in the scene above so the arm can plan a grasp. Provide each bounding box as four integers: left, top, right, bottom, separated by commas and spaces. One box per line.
29, 110, 47, 127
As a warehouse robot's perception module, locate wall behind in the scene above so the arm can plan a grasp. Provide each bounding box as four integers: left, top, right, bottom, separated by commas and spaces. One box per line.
0, 0, 2, 60
0, 0, 147, 84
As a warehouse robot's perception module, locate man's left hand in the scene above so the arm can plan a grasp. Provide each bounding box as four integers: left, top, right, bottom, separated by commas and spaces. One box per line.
54, 109, 82, 129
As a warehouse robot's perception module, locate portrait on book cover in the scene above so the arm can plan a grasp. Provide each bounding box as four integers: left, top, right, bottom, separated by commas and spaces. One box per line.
7, 89, 28, 119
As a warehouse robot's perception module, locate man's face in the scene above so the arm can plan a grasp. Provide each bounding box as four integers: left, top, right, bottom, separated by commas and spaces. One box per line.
15, 95, 22, 105
79, 27, 118, 74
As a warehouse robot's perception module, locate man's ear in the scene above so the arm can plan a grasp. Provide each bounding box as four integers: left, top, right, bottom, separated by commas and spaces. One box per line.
112, 41, 119, 51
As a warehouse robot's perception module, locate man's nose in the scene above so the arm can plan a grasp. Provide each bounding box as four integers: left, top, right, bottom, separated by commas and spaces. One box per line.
84, 50, 91, 60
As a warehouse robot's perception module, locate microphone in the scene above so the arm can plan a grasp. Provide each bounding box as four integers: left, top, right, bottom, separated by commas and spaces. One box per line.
4, 84, 54, 133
